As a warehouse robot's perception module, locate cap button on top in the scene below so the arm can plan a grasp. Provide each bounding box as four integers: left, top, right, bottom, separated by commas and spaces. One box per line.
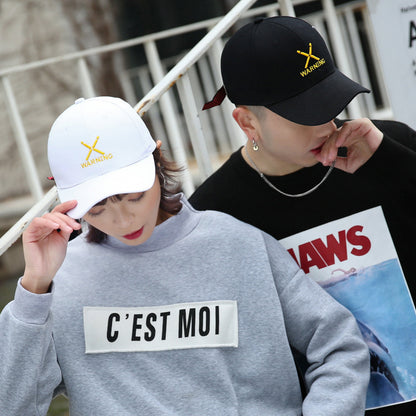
74, 97, 85, 104
254, 17, 265, 24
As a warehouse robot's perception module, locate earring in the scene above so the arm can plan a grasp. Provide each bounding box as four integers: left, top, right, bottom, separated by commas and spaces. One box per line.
252, 139, 259, 151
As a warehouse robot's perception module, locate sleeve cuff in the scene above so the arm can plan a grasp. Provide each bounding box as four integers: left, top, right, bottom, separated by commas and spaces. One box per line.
9, 278, 54, 325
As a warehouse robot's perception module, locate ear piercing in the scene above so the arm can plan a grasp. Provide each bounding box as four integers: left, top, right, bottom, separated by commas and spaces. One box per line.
252, 139, 259, 151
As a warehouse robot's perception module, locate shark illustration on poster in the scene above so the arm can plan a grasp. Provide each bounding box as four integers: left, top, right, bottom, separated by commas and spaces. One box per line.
280, 206, 416, 410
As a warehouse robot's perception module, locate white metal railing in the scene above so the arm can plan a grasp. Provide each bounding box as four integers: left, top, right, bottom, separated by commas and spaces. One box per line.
0, 0, 390, 256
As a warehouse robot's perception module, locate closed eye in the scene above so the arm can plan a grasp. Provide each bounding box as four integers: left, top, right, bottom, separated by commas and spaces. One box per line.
85, 192, 144, 217
86, 208, 105, 217
128, 192, 145, 202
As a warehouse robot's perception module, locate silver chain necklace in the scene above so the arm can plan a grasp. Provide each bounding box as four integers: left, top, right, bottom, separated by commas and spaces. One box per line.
244, 146, 335, 198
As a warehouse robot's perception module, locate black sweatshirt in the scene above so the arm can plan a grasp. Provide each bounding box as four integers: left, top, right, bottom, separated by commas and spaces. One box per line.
190, 119, 416, 415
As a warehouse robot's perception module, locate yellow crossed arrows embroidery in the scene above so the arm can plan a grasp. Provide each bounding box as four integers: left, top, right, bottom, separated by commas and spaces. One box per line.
81, 136, 105, 160
297, 43, 320, 69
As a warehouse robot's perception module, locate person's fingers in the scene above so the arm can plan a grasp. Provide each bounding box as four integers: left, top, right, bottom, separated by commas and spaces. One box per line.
51, 200, 78, 214
49, 212, 80, 232
24, 212, 80, 243
50, 201, 81, 231
317, 129, 339, 166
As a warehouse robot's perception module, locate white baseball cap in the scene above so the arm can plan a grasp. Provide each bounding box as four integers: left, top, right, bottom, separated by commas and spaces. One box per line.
48, 96, 156, 219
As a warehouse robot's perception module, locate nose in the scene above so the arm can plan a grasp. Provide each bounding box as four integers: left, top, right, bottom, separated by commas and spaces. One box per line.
112, 204, 134, 228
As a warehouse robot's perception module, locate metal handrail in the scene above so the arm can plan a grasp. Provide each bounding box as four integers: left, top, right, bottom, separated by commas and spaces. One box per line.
0, 0, 382, 257
0, 1, 300, 79
135, 0, 295, 115
0, 0, 261, 256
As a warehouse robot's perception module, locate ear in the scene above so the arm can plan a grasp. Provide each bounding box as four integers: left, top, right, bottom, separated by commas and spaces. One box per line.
232, 107, 260, 141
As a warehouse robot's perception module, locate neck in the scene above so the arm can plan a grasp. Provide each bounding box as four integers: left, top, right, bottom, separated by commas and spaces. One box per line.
241, 145, 306, 176
242, 145, 336, 198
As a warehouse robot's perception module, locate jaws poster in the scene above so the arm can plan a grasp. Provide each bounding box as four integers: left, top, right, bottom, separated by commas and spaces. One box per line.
280, 206, 416, 410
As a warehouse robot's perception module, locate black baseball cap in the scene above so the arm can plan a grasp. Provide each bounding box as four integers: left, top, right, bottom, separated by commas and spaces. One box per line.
204, 16, 369, 126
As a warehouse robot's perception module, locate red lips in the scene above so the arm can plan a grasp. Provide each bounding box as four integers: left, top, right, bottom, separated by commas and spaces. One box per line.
123, 227, 144, 240
310, 141, 326, 156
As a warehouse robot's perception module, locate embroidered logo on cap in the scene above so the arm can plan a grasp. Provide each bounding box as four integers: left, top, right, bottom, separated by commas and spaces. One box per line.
297, 43, 320, 68
81, 136, 104, 160
297, 43, 326, 78
80, 136, 113, 168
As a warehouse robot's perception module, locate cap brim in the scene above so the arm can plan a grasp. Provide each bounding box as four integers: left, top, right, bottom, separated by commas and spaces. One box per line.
266, 69, 370, 126
57, 153, 156, 219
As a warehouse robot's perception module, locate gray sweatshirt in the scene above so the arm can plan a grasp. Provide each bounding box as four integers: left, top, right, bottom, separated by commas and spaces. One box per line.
0, 197, 369, 415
